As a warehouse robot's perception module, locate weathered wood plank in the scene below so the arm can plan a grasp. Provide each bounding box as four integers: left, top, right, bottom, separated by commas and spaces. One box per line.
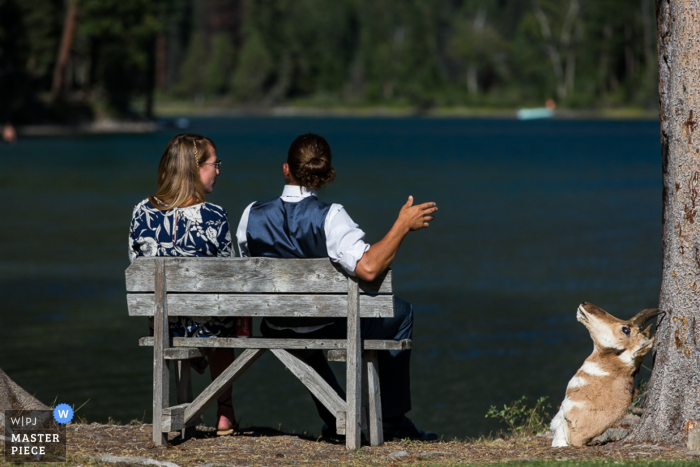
346, 276, 362, 449
327, 349, 347, 362
127, 294, 394, 318
364, 350, 383, 446
270, 349, 345, 418
183, 349, 265, 425
335, 409, 368, 435
140, 336, 411, 351
161, 404, 188, 433
175, 361, 192, 405
125, 257, 392, 294
175, 361, 193, 440
152, 259, 169, 445
163, 348, 213, 359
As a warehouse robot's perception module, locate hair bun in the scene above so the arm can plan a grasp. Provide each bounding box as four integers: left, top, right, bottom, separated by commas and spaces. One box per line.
304, 157, 329, 174
287, 133, 336, 190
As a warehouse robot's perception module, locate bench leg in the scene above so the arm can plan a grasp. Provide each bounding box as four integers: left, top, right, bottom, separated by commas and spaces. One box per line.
176, 360, 194, 440
364, 350, 383, 446
153, 358, 169, 445
346, 276, 362, 449
153, 258, 169, 446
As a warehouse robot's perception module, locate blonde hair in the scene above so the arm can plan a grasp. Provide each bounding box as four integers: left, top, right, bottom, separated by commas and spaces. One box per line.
149, 134, 216, 211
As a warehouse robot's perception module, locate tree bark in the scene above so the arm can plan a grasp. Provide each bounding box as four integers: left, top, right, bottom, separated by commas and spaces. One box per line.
531, 0, 580, 100
51, 0, 78, 101
145, 35, 156, 119
627, 0, 700, 444
641, 0, 655, 77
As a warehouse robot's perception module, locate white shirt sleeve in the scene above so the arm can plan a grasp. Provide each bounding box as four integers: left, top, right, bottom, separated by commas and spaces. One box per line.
324, 203, 370, 276
236, 202, 255, 257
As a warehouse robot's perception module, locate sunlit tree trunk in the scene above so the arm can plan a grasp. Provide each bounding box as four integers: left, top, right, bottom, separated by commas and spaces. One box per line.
627, 0, 700, 445
532, 0, 580, 101
467, 7, 486, 96
51, 0, 78, 101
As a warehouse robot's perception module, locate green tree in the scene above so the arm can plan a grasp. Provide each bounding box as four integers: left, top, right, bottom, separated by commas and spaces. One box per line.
241, 0, 356, 103
0, 0, 64, 121
80, 0, 159, 116
204, 32, 235, 97
355, 0, 444, 105
174, 31, 206, 99
230, 28, 272, 101
0, 0, 29, 121
18, 0, 63, 82
448, 0, 508, 98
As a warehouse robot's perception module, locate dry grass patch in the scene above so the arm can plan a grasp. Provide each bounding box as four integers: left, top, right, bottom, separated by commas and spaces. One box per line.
1, 423, 699, 467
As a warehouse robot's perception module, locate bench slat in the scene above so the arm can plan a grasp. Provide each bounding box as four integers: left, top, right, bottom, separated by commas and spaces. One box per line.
163, 348, 213, 359
127, 293, 395, 318
139, 336, 411, 351
125, 257, 392, 294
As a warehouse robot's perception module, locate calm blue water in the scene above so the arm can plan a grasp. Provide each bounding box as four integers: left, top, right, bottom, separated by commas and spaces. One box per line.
0, 117, 662, 439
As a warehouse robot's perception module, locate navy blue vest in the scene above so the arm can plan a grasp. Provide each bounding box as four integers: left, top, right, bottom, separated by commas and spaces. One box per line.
247, 196, 335, 328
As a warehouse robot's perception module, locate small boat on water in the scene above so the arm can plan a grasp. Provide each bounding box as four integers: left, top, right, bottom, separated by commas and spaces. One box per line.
516, 107, 554, 120
516, 98, 556, 120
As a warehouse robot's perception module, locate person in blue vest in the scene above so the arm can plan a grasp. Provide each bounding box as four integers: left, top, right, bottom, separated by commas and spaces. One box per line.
236, 133, 438, 441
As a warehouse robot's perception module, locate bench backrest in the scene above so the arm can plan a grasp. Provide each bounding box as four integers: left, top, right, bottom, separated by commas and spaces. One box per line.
125, 257, 394, 318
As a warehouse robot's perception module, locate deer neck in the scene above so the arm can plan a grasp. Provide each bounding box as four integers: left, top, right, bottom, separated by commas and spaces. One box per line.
588, 346, 637, 378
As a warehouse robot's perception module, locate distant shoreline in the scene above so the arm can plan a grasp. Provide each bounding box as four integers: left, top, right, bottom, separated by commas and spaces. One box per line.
16, 120, 159, 137
153, 103, 660, 120
12, 105, 659, 137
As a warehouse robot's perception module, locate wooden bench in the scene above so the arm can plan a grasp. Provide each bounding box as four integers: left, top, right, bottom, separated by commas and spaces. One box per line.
125, 256, 410, 449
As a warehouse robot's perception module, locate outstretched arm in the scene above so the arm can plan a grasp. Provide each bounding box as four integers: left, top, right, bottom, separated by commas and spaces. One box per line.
354, 196, 437, 282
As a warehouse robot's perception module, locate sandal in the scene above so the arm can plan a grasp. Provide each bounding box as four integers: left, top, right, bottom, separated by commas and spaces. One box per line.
216, 396, 239, 436
190, 357, 208, 375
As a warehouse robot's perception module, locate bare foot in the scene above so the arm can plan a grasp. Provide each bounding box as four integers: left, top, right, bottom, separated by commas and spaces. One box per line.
216, 405, 238, 435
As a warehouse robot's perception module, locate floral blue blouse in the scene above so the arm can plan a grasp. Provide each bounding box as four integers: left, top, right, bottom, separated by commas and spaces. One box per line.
129, 199, 235, 338
129, 199, 233, 263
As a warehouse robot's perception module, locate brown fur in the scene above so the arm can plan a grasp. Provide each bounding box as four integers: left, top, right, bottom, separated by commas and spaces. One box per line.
550, 303, 658, 447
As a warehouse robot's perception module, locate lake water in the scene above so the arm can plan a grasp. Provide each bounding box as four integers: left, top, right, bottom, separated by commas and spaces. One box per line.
0, 117, 662, 439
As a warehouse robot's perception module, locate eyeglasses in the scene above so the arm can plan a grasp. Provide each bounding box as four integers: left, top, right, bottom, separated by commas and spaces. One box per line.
202, 161, 222, 170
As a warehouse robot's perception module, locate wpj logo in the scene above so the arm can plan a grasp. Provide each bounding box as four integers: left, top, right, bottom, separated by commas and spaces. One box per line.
53, 404, 74, 424
4, 408, 68, 463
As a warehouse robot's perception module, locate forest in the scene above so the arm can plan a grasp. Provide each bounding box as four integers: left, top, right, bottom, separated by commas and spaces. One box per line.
0, 0, 659, 123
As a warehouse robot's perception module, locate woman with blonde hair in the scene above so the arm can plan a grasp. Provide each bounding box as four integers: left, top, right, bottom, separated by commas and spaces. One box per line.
129, 133, 237, 435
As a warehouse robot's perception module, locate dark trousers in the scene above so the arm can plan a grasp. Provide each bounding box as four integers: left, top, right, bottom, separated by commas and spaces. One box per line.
260, 297, 413, 427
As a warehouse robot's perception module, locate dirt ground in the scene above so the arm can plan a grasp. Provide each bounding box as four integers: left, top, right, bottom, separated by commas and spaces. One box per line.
3, 423, 699, 467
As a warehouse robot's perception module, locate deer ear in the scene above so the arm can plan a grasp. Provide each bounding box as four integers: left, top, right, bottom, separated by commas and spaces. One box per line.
643, 323, 653, 337
631, 308, 660, 328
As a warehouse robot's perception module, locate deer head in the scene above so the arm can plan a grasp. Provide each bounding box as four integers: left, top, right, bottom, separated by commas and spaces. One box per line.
576, 302, 660, 371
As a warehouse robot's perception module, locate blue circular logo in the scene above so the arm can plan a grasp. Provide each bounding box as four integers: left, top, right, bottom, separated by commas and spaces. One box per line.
53, 404, 74, 424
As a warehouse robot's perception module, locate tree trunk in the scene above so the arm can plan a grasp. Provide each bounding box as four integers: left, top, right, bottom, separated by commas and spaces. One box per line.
598, 24, 612, 94
467, 64, 478, 95
641, 0, 655, 77
155, 33, 166, 93
532, 0, 580, 100
145, 35, 157, 119
51, 0, 78, 101
627, 0, 700, 444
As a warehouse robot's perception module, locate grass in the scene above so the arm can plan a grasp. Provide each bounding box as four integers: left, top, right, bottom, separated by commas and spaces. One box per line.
479, 462, 700, 467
